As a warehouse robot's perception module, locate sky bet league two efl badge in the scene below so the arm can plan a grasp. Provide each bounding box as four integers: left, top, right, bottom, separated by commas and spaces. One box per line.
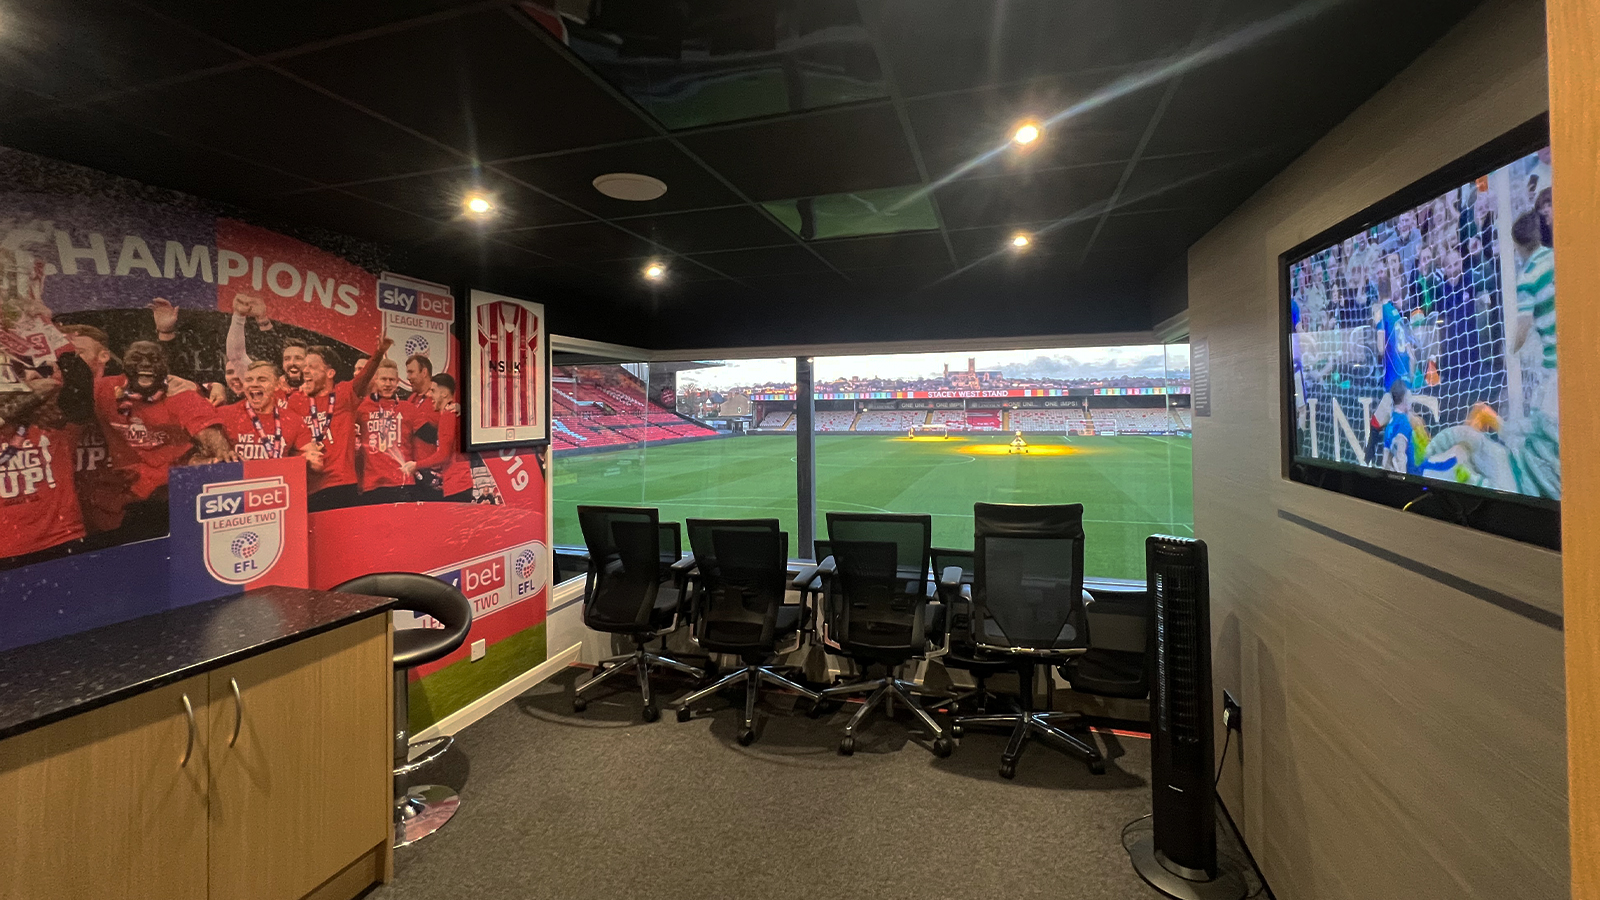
195, 475, 290, 584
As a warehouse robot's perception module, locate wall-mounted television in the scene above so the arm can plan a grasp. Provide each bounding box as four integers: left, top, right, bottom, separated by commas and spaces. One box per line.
1281, 115, 1559, 549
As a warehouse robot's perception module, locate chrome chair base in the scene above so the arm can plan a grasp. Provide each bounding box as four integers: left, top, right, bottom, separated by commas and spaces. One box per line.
952, 709, 1105, 778
675, 665, 820, 745
395, 784, 461, 848
817, 676, 952, 757
575, 647, 704, 722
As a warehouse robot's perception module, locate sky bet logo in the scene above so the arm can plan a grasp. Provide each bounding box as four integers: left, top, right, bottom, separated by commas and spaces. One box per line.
197, 477, 289, 585
378, 280, 453, 320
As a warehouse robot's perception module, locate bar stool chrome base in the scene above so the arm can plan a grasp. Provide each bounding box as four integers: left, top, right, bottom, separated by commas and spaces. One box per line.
396, 784, 461, 848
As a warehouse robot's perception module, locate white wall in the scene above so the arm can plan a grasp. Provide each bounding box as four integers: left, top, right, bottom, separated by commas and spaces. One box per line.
1188, 2, 1565, 897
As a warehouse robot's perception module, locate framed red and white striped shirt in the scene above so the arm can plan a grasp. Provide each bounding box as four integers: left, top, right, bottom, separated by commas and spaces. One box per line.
466, 290, 548, 449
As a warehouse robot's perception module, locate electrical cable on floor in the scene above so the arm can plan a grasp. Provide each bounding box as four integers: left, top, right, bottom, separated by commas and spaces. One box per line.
1215, 726, 1232, 788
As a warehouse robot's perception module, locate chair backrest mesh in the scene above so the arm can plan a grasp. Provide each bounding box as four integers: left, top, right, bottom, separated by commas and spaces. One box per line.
971, 502, 1088, 651
576, 505, 661, 631
685, 519, 787, 655
828, 539, 920, 654
825, 513, 931, 576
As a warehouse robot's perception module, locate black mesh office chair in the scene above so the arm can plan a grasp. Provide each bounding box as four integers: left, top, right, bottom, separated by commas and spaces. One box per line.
673, 519, 818, 745
807, 513, 950, 757
1062, 581, 1154, 701
931, 546, 1014, 715
942, 502, 1105, 778
573, 506, 703, 722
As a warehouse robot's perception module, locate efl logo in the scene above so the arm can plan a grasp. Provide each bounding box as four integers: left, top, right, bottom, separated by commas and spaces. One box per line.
512, 543, 547, 599
195, 477, 289, 584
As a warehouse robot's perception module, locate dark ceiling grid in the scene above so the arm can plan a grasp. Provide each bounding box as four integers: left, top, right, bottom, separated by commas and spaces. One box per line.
496, 5, 856, 284
1077, 0, 1225, 265
855, 0, 959, 270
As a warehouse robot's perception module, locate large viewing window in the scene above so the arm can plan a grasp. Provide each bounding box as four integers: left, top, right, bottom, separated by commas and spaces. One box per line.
551, 345, 1192, 581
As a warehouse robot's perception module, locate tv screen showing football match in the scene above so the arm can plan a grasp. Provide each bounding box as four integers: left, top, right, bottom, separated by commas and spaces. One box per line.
1287, 145, 1558, 503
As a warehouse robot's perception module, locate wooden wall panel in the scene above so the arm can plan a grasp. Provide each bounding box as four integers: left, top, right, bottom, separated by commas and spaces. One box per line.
1187, 2, 1566, 897
1549, 1, 1600, 897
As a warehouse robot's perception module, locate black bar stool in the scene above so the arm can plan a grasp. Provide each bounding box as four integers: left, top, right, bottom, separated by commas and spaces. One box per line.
334, 572, 473, 848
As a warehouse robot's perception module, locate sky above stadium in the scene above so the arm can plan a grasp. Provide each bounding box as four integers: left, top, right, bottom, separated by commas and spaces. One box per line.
677, 344, 1191, 390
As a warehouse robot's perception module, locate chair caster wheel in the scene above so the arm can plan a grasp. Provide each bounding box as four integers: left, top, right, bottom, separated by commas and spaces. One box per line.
676, 706, 692, 723
736, 728, 756, 746
838, 736, 856, 756
641, 704, 659, 723
573, 698, 588, 713
999, 760, 1016, 780
950, 724, 963, 739
1089, 759, 1106, 775
933, 736, 953, 758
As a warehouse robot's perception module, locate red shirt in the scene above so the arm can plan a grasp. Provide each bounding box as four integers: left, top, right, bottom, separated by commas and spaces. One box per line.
357, 395, 418, 491
417, 403, 472, 496
72, 417, 131, 533
0, 423, 86, 558
220, 399, 313, 460
287, 385, 359, 494
407, 391, 440, 463
94, 377, 223, 501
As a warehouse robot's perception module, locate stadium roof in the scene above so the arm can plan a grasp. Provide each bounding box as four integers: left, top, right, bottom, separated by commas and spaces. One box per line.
0, 0, 1480, 350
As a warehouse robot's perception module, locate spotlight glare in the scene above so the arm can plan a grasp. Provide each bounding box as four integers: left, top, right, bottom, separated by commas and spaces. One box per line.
643, 262, 666, 280
463, 194, 493, 216
1011, 233, 1031, 249
1012, 122, 1041, 145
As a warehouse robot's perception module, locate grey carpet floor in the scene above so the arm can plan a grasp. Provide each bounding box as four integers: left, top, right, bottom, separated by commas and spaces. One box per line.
370, 667, 1266, 900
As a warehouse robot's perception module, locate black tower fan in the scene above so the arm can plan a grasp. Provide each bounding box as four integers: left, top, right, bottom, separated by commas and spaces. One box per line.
1128, 535, 1245, 899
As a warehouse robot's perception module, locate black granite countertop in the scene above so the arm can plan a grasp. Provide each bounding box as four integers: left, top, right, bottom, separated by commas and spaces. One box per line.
0, 586, 395, 742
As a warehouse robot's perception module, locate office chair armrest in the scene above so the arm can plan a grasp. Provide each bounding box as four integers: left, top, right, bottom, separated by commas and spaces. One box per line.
791, 556, 835, 591
669, 552, 697, 575
938, 565, 965, 595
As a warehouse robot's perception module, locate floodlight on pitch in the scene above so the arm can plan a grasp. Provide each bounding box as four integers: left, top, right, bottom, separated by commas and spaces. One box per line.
643, 262, 667, 280
594, 173, 668, 201
1012, 121, 1041, 146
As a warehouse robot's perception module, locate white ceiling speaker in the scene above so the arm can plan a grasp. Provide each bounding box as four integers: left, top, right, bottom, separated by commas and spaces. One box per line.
592, 172, 668, 201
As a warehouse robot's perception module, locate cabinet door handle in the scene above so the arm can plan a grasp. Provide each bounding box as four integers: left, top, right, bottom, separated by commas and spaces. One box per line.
180, 694, 196, 767
229, 677, 243, 747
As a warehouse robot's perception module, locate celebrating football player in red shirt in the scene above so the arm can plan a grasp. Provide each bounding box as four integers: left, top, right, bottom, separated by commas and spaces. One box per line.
58, 324, 129, 533
0, 375, 87, 567
220, 360, 322, 470
356, 357, 419, 504
292, 331, 389, 512
92, 340, 233, 541
414, 373, 473, 502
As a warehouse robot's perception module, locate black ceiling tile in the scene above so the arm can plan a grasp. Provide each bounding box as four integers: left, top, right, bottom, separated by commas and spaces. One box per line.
907, 73, 1163, 176
139, 1, 487, 55
810, 232, 950, 270
496, 222, 667, 263
582, 256, 724, 285
493, 139, 741, 217
677, 104, 919, 201
342, 169, 588, 231
685, 245, 834, 279
840, 263, 955, 291
877, 0, 1204, 99
0, 108, 319, 204
100, 67, 461, 183
1090, 209, 1216, 252
249, 190, 444, 245
619, 207, 794, 254
947, 222, 1097, 266
278, 11, 655, 160
739, 270, 851, 296
933, 163, 1125, 230
0, 1, 239, 102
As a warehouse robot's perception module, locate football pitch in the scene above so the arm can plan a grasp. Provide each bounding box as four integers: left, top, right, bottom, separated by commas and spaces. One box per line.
551, 433, 1193, 580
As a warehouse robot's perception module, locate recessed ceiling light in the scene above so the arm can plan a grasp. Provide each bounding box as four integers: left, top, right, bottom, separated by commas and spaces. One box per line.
594, 173, 669, 202
463, 193, 494, 217
1011, 233, 1032, 248
1012, 121, 1041, 146
643, 262, 667, 280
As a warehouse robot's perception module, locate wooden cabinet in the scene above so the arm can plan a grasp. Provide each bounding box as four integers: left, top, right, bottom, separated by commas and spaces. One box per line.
208, 616, 393, 900
0, 616, 392, 900
0, 675, 210, 900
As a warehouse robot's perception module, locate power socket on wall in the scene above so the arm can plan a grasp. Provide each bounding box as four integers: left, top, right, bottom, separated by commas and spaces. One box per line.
1223, 689, 1242, 732
470, 639, 486, 661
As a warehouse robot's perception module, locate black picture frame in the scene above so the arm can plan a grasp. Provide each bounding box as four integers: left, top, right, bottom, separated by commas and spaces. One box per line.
460, 288, 552, 452
1278, 113, 1559, 550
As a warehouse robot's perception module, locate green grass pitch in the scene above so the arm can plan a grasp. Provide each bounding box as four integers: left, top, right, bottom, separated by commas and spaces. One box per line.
552, 433, 1193, 580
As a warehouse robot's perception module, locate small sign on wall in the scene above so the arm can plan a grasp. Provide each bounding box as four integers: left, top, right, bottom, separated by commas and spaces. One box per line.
1191, 338, 1211, 417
